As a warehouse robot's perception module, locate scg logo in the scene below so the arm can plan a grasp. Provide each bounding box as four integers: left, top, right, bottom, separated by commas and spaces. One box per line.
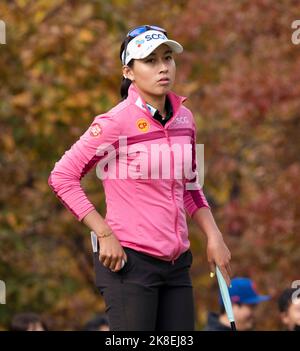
145, 33, 167, 41
174, 116, 188, 125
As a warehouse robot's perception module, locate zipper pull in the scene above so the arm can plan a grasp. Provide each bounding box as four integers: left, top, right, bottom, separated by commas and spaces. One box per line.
172, 259, 175, 265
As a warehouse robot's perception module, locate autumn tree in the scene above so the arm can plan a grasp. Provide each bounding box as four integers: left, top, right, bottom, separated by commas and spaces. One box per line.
1, 0, 299, 330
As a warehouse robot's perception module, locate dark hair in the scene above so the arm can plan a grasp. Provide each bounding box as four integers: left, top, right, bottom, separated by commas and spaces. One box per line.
10, 312, 48, 331
278, 288, 299, 313
82, 314, 109, 331
119, 36, 134, 100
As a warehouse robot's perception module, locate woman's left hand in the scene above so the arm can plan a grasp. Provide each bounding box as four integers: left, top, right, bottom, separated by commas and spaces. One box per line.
206, 231, 232, 286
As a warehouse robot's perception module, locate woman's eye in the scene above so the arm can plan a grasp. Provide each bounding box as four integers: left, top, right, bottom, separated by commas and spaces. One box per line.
145, 56, 172, 63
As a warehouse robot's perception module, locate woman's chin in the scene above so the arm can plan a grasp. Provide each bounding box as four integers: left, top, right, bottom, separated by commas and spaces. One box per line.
154, 85, 172, 96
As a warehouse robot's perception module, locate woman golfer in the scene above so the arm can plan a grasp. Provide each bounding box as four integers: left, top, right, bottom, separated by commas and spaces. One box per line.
49, 25, 232, 331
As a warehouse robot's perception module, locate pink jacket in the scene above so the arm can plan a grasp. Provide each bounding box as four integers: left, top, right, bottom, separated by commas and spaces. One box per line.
48, 84, 210, 263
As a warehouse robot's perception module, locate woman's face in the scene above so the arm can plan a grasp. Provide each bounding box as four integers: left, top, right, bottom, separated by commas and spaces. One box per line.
124, 44, 176, 98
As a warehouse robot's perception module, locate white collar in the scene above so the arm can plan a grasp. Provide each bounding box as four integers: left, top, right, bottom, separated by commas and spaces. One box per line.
135, 96, 165, 119
145, 103, 157, 117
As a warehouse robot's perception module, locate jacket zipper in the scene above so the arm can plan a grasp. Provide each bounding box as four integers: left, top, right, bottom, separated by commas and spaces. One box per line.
141, 102, 182, 265
165, 128, 180, 265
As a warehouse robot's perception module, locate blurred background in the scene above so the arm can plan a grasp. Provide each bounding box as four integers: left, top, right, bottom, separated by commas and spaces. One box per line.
0, 0, 300, 331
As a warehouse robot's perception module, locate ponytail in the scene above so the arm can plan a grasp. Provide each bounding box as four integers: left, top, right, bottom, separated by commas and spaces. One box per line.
120, 77, 132, 100
119, 36, 134, 100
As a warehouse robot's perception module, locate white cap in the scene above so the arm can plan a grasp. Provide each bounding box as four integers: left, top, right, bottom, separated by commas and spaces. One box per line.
122, 30, 183, 65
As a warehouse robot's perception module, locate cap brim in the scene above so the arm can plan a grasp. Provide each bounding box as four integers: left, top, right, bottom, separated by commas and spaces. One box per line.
162, 40, 183, 53
140, 39, 183, 59
219, 295, 271, 306
242, 295, 271, 304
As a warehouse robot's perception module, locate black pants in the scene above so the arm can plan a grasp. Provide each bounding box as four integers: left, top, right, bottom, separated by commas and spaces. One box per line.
93, 246, 195, 331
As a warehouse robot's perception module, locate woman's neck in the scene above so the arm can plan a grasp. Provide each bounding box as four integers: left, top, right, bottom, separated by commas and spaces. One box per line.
147, 97, 166, 116
135, 85, 166, 116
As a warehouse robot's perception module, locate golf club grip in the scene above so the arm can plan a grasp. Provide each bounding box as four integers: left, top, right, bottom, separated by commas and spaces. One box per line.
230, 321, 237, 331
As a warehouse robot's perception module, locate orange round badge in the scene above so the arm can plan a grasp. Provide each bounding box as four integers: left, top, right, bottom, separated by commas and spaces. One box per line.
136, 118, 149, 133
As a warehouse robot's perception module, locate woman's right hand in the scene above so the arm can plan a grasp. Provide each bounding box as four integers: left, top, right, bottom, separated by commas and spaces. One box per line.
98, 229, 127, 272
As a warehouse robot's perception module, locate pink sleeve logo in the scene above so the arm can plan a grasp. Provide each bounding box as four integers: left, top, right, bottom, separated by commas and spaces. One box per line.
89, 123, 102, 137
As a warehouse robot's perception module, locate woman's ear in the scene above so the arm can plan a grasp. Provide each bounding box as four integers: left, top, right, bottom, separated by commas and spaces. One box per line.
122, 66, 134, 81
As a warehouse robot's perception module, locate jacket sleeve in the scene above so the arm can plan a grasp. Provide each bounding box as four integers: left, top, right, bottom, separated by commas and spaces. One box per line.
183, 115, 211, 218
48, 113, 120, 221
